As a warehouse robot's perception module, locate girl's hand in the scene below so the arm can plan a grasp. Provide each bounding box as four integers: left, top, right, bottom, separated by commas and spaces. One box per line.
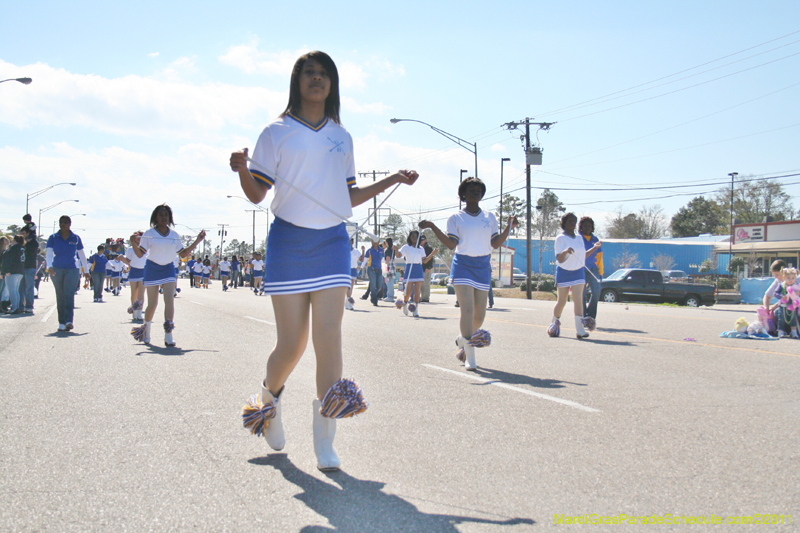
508, 216, 519, 230
566, 247, 574, 254
197, 230, 206, 242
230, 148, 249, 172
418, 220, 434, 229
594, 240, 602, 248
394, 170, 419, 186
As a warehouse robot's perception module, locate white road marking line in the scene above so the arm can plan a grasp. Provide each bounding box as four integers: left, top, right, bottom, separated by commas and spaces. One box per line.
189, 301, 205, 306
41, 305, 56, 323
244, 316, 276, 326
422, 364, 600, 413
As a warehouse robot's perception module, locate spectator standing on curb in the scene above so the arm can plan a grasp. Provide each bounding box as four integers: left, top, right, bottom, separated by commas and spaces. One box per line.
580, 217, 603, 320
0, 237, 8, 313
2, 235, 25, 314
383, 238, 396, 302
88, 245, 109, 302
365, 239, 385, 307
19, 225, 39, 314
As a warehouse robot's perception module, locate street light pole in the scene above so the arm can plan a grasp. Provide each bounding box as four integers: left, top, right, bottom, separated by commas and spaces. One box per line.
38, 199, 79, 233
390, 117, 478, 184
0, 77, 32, 85
459, 169, 468, 210
498, 158, 511, 282
728, 172, 738, 270
26, 182, 77, 214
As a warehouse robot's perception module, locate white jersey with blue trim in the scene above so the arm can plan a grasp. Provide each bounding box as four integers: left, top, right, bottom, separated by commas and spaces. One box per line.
446, 209, 499, 257
140, 228, 183, 266
249, 113, 356, 230
125, 246, 148, 269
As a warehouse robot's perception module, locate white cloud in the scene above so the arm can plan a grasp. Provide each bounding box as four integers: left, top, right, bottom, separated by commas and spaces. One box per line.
490, 143, 507, 153
218, 41, 307, 76
0, 59, 286, 139
148, 52, 159, 58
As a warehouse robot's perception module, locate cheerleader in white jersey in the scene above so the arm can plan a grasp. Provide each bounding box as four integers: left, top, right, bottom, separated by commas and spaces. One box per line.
420, 178, 518, 371
548, 212, 602, 339
250, 253, 265, 295
345, 238, 362, 310
192, 260, 204, 288
118, 231, 147, 321
395, 231, 435, 318
129, 204, 205, 347
230, 51, 418, 471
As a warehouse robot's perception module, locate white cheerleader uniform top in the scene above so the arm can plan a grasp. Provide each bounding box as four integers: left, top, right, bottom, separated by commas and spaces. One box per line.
193, 262, 204, 274
125, 246, 148, 269
219, 261, 231, 273
555, 232, 586, 271
250, 259, 264, 273
139, 227, 184, 266
399, 244, 425, 265
248, 113, 357, 229
350, 248, 362, 268
446, 209, 499, 257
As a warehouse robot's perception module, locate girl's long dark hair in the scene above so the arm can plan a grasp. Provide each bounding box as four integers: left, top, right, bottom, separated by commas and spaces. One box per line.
281, 51, 341, 124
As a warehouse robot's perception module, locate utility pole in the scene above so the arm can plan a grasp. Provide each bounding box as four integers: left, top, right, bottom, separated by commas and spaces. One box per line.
728, 172, 738, 269
217, 223, 228, 260
459, 169, 468, 211
502, 118, 555, 299
245, 210, 257, 256
359, 170, 390, 237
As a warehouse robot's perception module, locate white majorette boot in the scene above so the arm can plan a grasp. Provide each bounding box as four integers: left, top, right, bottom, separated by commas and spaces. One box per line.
164, 320, 176, 347
547, 315, 561, 337
313, 399, 340, 471
241, 384, 285, 451
455, 335, 476, 371
261, 384, 285, 450
575, 316, 589, 339
403, 302, 409, 316
131, 321, 152, 344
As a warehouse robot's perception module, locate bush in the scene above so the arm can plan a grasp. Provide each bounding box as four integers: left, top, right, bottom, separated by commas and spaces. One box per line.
537, 278, 556, 292
716, 277, 737, 290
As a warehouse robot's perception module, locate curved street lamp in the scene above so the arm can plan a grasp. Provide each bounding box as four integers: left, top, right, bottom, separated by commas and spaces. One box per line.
38, 199, 79, 231
53, 213, 86, 233
390, 118, 478, 185
0, 77, 32, 85
26, 182, 77, 214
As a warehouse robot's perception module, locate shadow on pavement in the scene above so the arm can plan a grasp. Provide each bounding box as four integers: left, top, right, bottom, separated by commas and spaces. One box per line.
44, 331, 89, 338
596, 327, 647, 334
134, 346, 218, 357
579, 338, 636, 346
248, 454, 535, 532
473, 367, 587, 389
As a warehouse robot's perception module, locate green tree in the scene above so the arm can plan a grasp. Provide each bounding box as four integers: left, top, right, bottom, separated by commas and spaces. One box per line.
715, 175, 794, 224
381, 213, 406, 241
533, 189, 565, 275
607, 205, 668, 239
495, 194, 525, 237
670, 196, 726, 237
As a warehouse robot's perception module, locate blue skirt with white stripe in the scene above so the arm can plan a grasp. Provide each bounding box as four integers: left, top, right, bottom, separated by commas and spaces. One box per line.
128, 267, 144, 282
403, 263, 423, 283
555, 266, 585, 288
262, 217, 351, 295
143, 260, 177, 287
450, 254, 491, 291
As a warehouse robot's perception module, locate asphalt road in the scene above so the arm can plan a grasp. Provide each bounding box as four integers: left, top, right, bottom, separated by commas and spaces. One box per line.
1, 279, 798, 532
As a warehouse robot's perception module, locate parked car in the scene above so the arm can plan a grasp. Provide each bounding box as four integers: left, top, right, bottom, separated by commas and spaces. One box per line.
431, 273, 449, 285
600, 269, 716, 307
512, 267, 527, 282
661, 270, 688, 282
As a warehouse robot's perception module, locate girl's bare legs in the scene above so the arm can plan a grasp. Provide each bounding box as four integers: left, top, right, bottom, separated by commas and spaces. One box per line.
553, 286, 571, 319
403, 281, 422, 304
472, 288, 488, 332
161, 282, 176, 321
571, 284, 585, 317
310, 287, 346, 399
265, 293, 311, 396
454, 285, 476, 338
129, 280, 143, 306
144, 285, 160, 321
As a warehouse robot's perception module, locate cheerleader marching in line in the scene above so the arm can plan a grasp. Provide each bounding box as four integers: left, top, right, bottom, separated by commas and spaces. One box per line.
130, 204, 205, 347
420, 178, 517, 371
345, 238, 363, 310
250, 252, 265, 295
192, 259, 204, 288
395, 230, 435, 318
548, 212, 602, 339
219, 256, 231, 291
118, 231, 147, 321
202, 259, 211, 289
230, 51, 418, 471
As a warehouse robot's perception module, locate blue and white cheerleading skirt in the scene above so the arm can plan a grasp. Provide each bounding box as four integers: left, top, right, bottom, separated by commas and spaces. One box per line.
143, 260, 177, 287
350, 267, 358, 280
263, 217, 350, 295
220, 270, 230, 277
555, 266, 585, 288
450, 253, 491, 291
252, 270, 263, 279
110, 271, 121, 279
402, 263, 424, 283
128, 267, 144, 283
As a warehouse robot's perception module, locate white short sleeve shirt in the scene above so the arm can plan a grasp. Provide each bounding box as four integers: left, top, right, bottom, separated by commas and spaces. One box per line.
445, 209, 499, 257
555, 232, 586, 271
139, 228, 183, 266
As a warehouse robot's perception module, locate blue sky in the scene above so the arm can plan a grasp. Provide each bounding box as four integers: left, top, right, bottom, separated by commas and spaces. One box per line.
2, 1, 799, 249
